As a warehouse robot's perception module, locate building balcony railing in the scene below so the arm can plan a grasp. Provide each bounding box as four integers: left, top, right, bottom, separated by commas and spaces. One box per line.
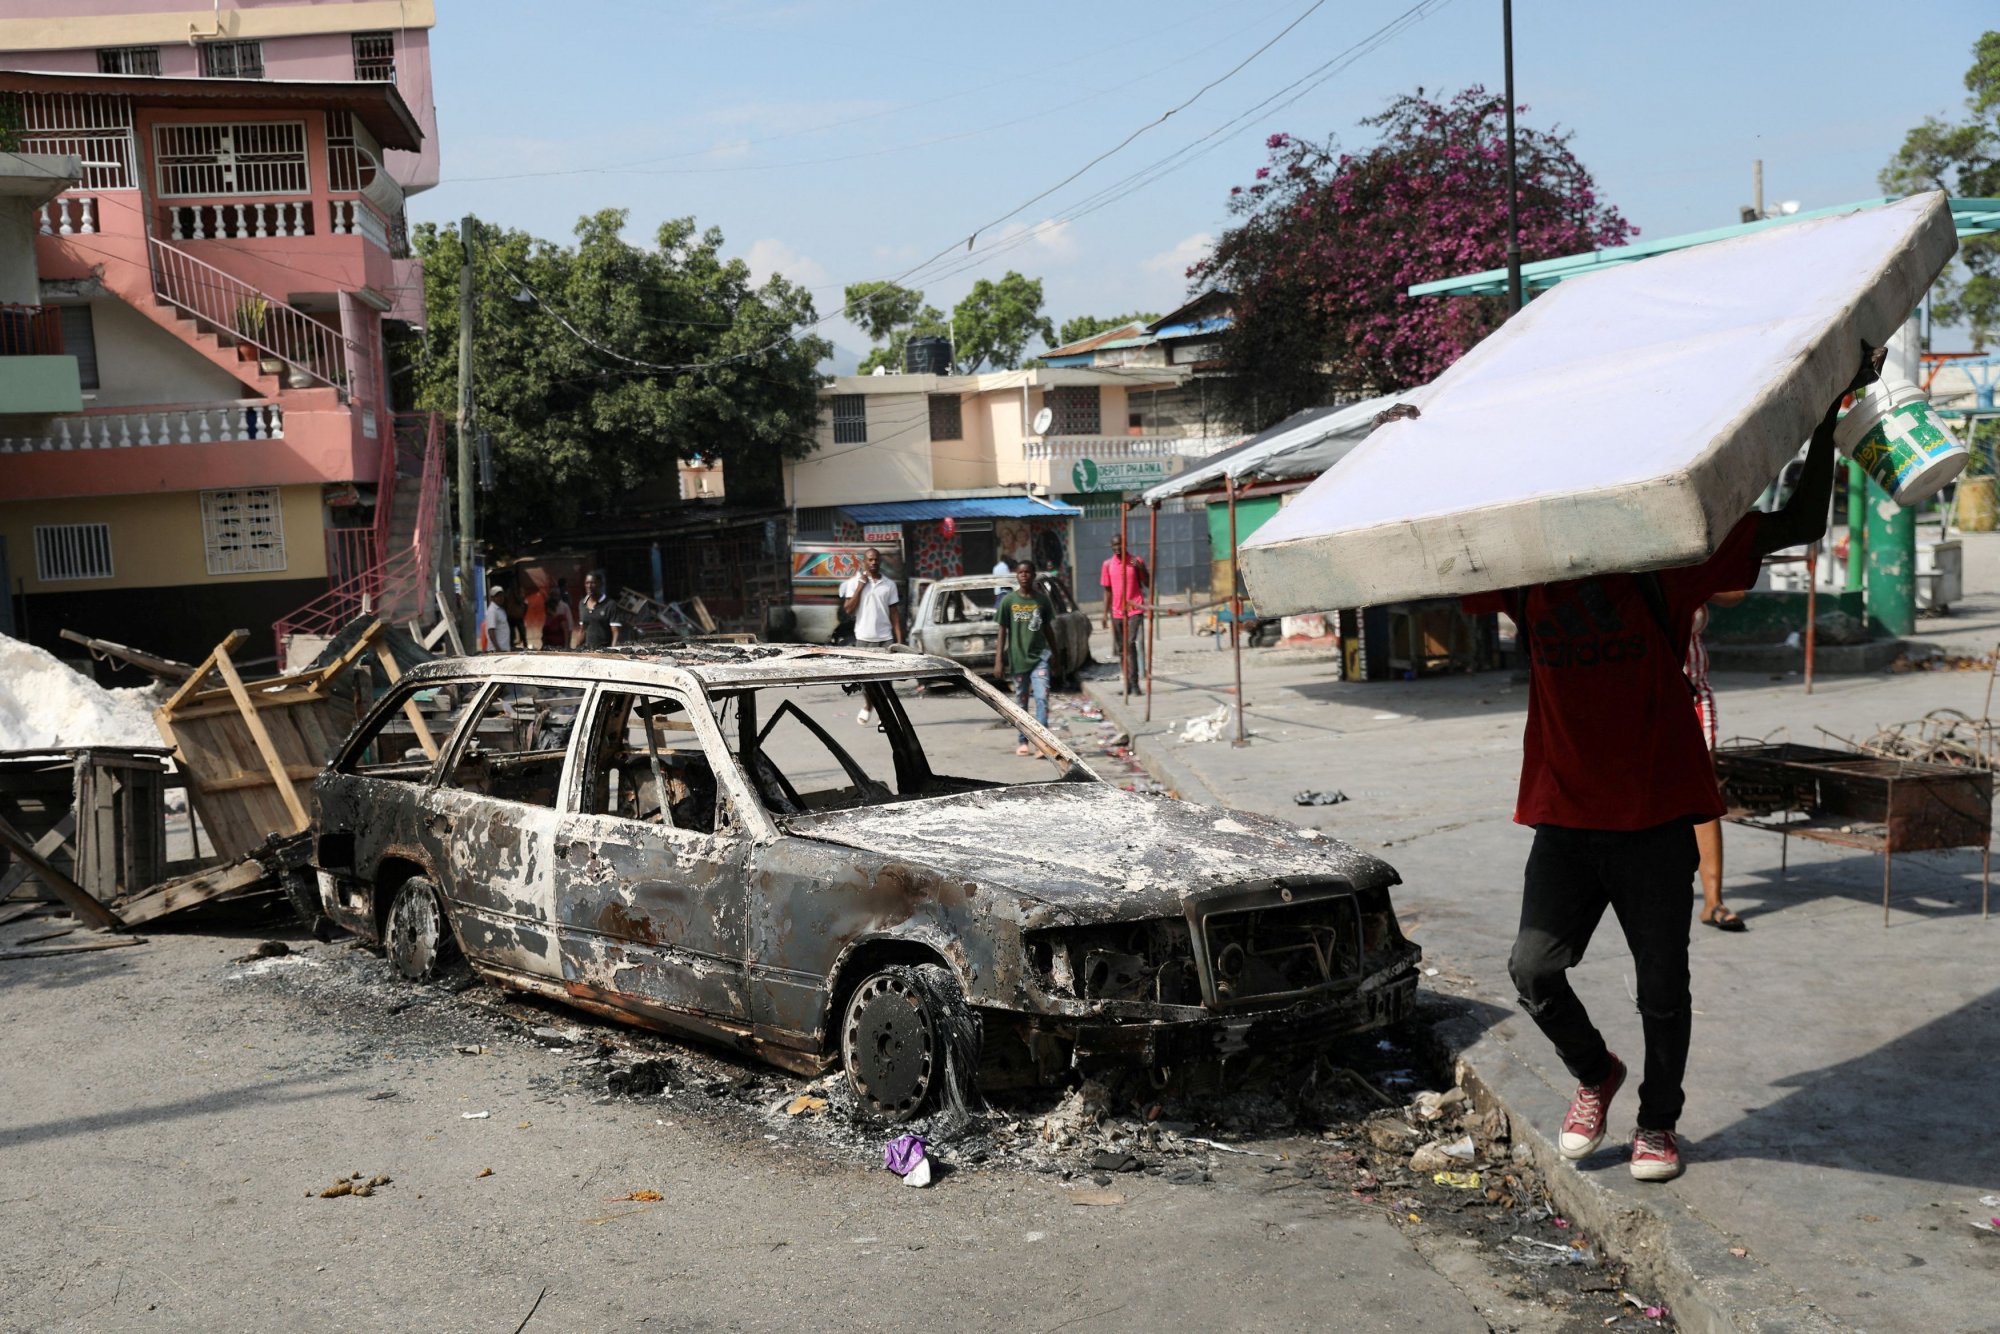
329, 198, 390, 250
0, 304, 65, 357
0, 400, 283, 453
163, 200, 315, 241
37, 195, 101, 236
1020, 434, 1237, 461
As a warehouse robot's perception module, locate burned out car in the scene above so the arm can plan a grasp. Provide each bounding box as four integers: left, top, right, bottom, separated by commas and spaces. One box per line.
312, 645, 1420, 1118
908, 573, 1091, 686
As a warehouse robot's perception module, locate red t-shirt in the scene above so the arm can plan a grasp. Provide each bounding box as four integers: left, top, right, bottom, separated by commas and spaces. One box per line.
1464, 515, 1761, 830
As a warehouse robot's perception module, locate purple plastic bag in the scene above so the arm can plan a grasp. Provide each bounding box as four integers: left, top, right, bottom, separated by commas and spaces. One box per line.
883, 1134, 927, 1176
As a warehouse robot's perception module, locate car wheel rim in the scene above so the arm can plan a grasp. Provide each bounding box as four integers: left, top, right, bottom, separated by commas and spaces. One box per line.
843, 975, 936, 1118
386, 883, 443, 981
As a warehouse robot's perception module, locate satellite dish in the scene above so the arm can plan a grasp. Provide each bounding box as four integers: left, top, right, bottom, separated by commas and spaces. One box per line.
1032, 406, 1054, 434
1779, 201, 1801, 215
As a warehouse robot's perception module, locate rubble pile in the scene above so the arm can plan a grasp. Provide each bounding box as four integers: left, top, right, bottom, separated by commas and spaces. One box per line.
0, 634, 163, 752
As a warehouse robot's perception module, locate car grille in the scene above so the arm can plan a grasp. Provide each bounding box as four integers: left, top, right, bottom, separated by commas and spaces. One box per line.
1197, 892, 1363, 1006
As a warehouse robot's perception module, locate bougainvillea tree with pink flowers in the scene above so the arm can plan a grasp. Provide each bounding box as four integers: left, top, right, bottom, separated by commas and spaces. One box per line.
1192, 86, 1636, 428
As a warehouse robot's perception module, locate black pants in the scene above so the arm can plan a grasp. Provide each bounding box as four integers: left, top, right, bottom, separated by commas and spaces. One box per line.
1508, 820, 1697, 1131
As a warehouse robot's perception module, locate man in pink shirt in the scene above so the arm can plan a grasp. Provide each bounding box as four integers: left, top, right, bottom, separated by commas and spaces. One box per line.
1100, 535, 1151, 693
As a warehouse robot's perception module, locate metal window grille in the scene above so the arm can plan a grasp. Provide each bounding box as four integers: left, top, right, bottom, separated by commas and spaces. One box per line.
794, 506, 838, 537
34, 523, 113, 581
57, 305, 99, 389
18, 93, 135, 189
1046, 385, 1101, 436
324, 110, 382, 194
352, 31, 396, 81
927, 393, 962, 441
831, 394, 867, 444
201, 487, 287, 575
96, 46, 160, 75
199, 40, 264, 79
155, 121, 308, 197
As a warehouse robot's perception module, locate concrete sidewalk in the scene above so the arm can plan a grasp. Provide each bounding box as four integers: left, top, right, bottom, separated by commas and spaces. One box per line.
1076, 541, 2000, 1333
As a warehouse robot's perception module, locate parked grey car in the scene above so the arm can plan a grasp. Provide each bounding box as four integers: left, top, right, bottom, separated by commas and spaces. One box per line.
311, 645, 1421, 1119
909, 573, 1092, 685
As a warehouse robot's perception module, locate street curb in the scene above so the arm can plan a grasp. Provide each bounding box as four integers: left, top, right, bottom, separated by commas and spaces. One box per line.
1086, 675, 1842, 1334
1428, 1007, 1842, 1334
1079, 677, 1228, 808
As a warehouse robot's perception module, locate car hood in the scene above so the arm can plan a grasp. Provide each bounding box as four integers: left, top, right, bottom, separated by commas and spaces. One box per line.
783, 783, 1395, 926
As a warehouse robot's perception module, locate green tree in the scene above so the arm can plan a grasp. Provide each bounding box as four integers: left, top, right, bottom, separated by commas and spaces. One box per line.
411, 210, 830, 546
842, 271, 1053, 374
1882, 31, 2000, 347
1056, 311, 1159, 348
953, 272, 1054, 373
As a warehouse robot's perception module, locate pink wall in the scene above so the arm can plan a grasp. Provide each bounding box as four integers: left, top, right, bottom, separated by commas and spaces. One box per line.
0, 11, 438, 192
0, 403, 377, 501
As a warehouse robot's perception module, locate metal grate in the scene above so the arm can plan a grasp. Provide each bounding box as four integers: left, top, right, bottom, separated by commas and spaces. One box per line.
1046, 385, 1101, 436
155, 121, 308, 196
35, 523, 113, 582
96, 46, 160, 75
831, 394, 867, 444
18, 93, 135, 190
201, 488, 287, 575
352, 31, 396, 81
199, 40, 264, 79
927, 393, 962, 441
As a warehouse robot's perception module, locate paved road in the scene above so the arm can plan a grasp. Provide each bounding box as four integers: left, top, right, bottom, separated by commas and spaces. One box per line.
1082, 533, 2000, 1333
0, 682, 1560, 1333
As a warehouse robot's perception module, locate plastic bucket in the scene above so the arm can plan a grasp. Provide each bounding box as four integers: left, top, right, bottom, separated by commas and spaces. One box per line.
1833, 374, 1968, 508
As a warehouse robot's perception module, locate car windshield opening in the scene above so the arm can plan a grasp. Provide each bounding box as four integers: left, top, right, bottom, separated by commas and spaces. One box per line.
714, 675, 1079, 817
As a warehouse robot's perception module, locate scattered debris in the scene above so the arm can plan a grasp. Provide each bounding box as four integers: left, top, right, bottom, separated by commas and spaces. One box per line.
609, 1189, 663, 1202
786, 1095, 828, 1117
1294, 789, 1350, 806
884, 1133, 931, 1187
1433, 1170, 1483, 1190
462, 1111, 491, 1120
1089, 1149, 1142, 1173
1178, 705, 1233, 744
476, 1167, 494, 1178
233, 940, 291, 964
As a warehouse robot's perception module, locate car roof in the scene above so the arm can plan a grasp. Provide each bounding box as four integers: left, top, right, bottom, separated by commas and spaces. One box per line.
403, 643, 963, 689
927, 573, 1055, 590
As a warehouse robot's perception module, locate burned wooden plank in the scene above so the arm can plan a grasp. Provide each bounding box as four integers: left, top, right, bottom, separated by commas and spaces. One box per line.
57, 629, 195, 682
0, 935, 145, 961
113, 856, 275, 927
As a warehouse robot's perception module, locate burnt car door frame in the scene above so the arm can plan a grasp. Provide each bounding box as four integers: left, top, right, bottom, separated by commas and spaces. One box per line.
550, 681, 758, 1030
422, 675, 581, 980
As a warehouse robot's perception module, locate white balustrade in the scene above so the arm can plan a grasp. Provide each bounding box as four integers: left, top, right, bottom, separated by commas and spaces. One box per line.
0, 403, 284, 454
1020, 434, 1237, 461
166, 201, 312, 241
37, 195, 100, 236
330, 199, 391, 251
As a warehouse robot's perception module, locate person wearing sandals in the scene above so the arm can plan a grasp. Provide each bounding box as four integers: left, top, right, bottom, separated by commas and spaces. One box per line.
1455, 344, 1884, 1185
1689, 593, 1748, 932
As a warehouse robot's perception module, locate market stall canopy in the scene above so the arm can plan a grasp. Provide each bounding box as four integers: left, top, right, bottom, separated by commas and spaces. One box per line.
1407, 195, 2000, 299
1239, 192, 1958, 615
1141, 395, 1403, 502
836, 497, 1082, 521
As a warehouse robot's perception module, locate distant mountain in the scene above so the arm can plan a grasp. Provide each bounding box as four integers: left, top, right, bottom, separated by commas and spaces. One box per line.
821, 342, 864, 377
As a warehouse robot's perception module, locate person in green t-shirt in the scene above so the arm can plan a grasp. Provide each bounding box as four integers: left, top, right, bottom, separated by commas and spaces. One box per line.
993, 560, 1057, 755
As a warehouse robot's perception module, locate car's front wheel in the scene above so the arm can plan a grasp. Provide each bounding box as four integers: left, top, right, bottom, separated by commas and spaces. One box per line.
383, 875, 461, 984
840, 962, 980, 1121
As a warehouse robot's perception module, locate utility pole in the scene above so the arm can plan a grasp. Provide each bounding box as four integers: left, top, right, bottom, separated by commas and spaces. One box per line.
455, 214, 477, 653
1502, 0, 1522, 314
1753, 159, 1764, 218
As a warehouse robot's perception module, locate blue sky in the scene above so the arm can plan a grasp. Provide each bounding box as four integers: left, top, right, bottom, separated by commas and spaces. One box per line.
417, 0, 1998, 368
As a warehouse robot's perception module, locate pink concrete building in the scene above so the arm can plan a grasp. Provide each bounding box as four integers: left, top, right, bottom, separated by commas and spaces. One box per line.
0, 2, 444, 668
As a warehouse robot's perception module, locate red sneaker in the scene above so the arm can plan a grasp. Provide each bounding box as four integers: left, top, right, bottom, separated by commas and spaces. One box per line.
1557, 1054, 1626, 1159
1630, 1127, 1683, 1181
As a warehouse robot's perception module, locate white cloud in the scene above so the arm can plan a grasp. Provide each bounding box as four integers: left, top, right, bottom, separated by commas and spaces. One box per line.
1143, 231, 1214, 277
743, 238, 828, 288
994, 217, 1079, 262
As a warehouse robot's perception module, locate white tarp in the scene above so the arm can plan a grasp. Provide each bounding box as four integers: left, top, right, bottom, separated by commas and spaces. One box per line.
1238, 192, 1958, 615
1141, 395, 1400, 502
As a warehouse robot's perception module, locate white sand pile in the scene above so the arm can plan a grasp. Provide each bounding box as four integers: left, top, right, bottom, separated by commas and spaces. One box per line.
0, 634, 165, 752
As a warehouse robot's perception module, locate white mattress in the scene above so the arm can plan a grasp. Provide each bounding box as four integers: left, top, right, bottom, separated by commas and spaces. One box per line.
1237, 192, 1958, 615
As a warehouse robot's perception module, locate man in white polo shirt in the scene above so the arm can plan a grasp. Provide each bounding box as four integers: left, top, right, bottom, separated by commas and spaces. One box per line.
840, 547, 902, 724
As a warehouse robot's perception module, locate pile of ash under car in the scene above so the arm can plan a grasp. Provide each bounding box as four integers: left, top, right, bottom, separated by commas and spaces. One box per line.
296, 635, 1426, 1123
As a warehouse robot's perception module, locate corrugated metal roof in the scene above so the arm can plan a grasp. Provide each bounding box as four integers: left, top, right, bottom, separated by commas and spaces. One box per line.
1141, 394, 1409, 502
1041, 322, 1150, 359
838, 497, 1082, 521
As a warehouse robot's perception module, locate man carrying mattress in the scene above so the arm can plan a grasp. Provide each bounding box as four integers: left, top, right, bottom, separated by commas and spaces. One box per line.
1452, 343, 1884, 1183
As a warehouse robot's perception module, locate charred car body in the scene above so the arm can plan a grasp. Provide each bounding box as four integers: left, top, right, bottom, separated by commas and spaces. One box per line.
907, 573, 1091, 687
312, 645, 1420, 1118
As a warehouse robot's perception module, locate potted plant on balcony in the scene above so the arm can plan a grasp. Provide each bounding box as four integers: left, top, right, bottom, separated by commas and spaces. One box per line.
233, 296, 283, 374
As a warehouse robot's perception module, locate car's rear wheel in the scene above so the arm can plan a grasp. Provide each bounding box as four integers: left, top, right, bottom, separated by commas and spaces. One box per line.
840, 963, 980, 1121
384, 875, 460, 984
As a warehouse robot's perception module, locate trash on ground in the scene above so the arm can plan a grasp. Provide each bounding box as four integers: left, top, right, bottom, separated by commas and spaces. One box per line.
609, 1189, 663, 1202
786, 1094, 828, 1117
1433, 1170, 1483, 1190
461, 1110, 490, 1119
1294, 789, 1349, 806
476, 1167, 494, 1178
1089, 1149, 1141, 1173
1179, 705, 1232, 744
884, 1133, 929, 1182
